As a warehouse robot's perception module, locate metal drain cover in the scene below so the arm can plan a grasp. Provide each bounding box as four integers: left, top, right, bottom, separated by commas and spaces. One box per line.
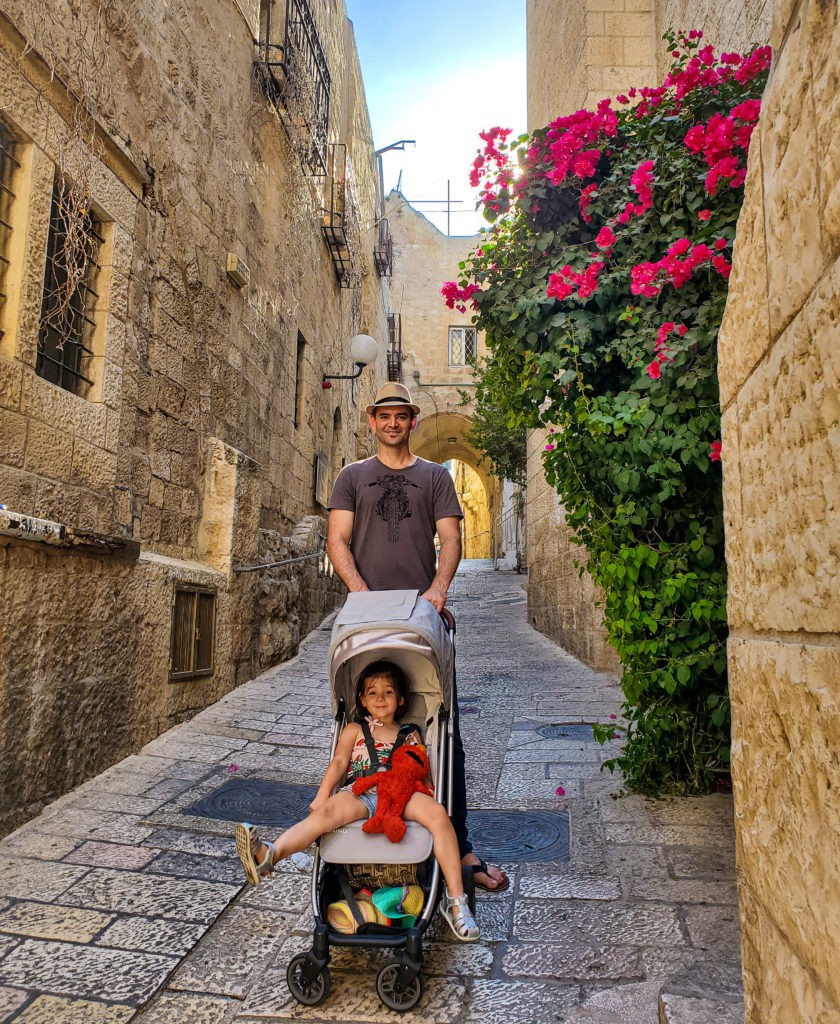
186, 779, 317, 828
466, 809, 569, 863
537, 723, 596, 741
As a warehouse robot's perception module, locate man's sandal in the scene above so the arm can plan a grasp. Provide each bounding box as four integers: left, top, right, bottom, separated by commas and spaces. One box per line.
466, 857, 510, 892
439, 889, 480, 942
235, 822, 275, 886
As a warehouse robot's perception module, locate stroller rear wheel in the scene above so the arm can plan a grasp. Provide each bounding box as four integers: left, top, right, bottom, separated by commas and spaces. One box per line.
286, 953, 331, 1006
376, 959, 424, 1012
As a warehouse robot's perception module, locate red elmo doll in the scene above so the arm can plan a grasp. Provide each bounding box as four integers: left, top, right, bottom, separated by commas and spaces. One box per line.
352, 744, 433, 843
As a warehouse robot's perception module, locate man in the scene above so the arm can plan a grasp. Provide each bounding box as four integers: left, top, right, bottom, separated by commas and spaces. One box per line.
327, 382, 509, 892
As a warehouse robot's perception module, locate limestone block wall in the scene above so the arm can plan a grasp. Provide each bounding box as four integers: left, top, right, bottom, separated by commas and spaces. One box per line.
0, 0, 385, 832
718, 2, 840, 1018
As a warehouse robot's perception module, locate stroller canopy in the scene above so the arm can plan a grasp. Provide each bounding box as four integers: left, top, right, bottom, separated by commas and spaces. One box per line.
328, 591, 454, 726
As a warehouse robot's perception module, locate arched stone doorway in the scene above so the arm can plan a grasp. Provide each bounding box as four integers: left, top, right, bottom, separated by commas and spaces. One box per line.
411, 411, 499, 559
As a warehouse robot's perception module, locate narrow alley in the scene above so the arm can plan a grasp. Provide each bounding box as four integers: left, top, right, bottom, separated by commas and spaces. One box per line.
0, 563, 740, 1023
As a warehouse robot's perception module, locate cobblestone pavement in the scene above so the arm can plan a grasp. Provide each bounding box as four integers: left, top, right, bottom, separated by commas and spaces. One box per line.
0, 562, 742, 1023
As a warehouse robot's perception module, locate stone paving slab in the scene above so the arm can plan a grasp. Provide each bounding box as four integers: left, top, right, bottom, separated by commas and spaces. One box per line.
0, 939, 178, 1004
659, 993, 745, 1024
0, 901, 114, 943
513, 900, 685, 946
0, 857, 88, 902
60, 867, 238, 922
130, 993, 239, 1024
0, 987, 28, 1022
0, 562, 742, 1022
94, 915, 205, 957
64, 841, 157, 871
9, 996, 135, 1023
519, 873, 622, 900
502, 940, 644, 981
167, 907, 298, 998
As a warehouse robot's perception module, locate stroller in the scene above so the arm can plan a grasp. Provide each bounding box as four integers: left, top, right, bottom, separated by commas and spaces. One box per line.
285, 589, 472, 1012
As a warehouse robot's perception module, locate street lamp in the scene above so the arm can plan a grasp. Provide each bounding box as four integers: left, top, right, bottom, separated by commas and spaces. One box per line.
322, 334, 379, 388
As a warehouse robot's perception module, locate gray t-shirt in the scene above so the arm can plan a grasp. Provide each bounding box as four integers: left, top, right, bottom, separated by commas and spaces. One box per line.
328, 456, 463, 592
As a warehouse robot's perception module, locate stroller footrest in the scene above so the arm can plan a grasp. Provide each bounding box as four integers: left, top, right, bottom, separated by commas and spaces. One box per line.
319, 820, 433, 864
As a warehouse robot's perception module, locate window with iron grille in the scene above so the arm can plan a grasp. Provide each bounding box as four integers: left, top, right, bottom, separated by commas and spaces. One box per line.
448, 326, 477, 367
0, 119, 21, 340
170, 586, 216, 681
36, 173, 104, 396
256, 0, 331, 177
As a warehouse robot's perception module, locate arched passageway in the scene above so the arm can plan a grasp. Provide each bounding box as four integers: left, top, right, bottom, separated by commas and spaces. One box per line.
411, 411, 499, 559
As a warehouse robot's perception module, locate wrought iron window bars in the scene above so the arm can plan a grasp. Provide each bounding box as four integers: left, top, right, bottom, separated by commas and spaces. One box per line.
256, 0, 331, 177
0, 121, 20, 340
36, 174, 103, 396
373, 217, 392, 277
387, 311, 402, 382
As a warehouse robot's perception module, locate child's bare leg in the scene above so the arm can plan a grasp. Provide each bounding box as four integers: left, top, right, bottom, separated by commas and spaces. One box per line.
249, 792, 367, 871
403, 793, 466, 897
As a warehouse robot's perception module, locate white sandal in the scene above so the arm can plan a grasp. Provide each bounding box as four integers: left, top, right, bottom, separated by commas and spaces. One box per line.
235, 823, 275, 886
439, 888, 480, 942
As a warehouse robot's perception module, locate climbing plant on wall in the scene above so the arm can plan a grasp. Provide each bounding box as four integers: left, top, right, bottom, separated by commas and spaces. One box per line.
443, 32, 771, 795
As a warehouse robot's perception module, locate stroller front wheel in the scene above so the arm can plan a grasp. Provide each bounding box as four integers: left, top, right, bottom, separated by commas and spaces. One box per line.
286, 953, 331, 1006
376, 959, 424, 1012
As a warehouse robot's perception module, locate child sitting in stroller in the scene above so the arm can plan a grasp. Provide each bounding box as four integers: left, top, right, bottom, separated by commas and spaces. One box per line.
236, 659, 480, 942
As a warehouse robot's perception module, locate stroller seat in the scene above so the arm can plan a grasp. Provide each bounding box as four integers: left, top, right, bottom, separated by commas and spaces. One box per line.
320, 704, 439, 865
320, 819, 434, 864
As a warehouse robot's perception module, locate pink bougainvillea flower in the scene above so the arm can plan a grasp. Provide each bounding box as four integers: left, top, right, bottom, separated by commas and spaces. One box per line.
697, 208, 712, 220
596, 225, 617, 250
579, 182, 598, 222
647, 361, 663, 379
555, 785, 566, 797
609, 713, 617, 720
709, 439, 723, 461
228, 763, 239, 773
544, 443, 555, 451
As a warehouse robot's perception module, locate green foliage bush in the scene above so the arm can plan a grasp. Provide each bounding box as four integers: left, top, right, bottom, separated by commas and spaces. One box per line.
444, 33, 771, 794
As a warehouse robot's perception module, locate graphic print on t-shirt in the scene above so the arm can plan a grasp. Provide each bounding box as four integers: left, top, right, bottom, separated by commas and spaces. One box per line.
367, 474, 420, 542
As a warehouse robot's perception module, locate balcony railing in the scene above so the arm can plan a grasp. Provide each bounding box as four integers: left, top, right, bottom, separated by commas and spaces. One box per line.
387, 311, 402, 382
373, 218, 392, 277
322, 143, 360, 287
255, 0, 330, 177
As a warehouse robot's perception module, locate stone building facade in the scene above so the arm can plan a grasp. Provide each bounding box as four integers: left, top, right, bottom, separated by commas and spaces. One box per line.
0, 0, 390, 834
386, 191, 502, 560
718, 3, 840, 1019
527, 1, 839, 1020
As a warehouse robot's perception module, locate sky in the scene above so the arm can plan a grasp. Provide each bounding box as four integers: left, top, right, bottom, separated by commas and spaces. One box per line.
344, 0, 527, 237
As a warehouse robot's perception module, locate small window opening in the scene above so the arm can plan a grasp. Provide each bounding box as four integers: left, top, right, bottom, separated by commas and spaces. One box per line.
170, 585, 216, 680
294, 330, 306, 428
0, 120, 21, 340
448, 326, 477, 367
36, 173, 104, 396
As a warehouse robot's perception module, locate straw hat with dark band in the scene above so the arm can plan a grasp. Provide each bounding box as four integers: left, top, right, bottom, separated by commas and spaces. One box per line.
365, 382, 421, 416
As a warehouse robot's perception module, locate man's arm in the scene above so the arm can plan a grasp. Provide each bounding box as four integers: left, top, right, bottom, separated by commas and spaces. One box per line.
421, 515, 462, 612
326, 508, 370, 593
